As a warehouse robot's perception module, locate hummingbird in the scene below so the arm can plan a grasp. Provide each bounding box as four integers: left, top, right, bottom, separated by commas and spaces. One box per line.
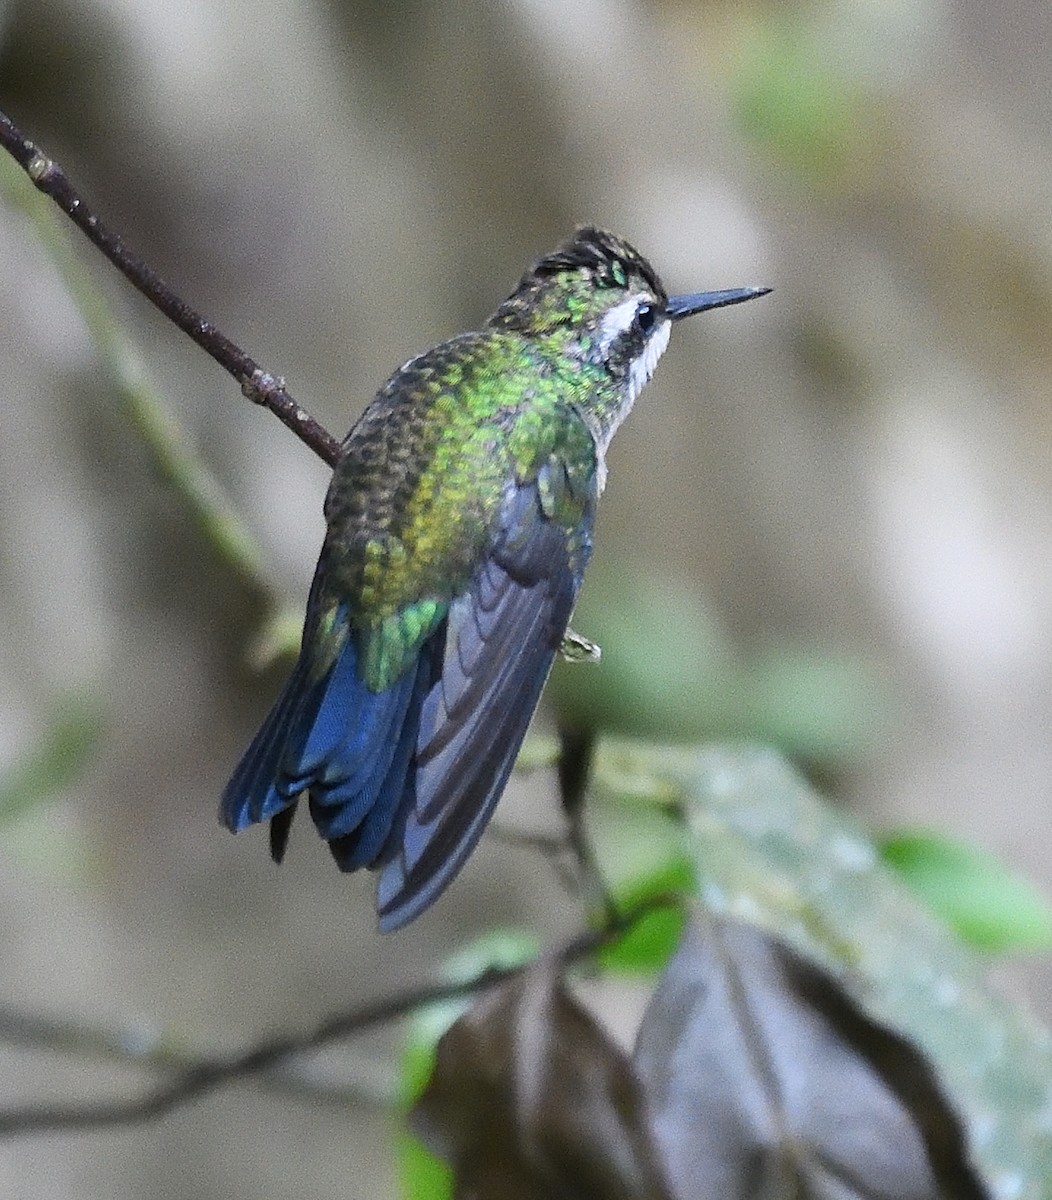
221, 227, 768, 931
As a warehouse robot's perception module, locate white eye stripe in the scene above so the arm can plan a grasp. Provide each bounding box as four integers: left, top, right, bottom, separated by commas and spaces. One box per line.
595, 295, 647, 358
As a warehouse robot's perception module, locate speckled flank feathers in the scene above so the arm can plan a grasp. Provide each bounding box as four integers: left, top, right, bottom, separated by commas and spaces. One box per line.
221, 227, 719, 930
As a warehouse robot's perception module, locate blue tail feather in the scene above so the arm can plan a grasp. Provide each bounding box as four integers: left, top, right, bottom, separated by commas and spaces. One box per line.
285, 639, 382, 787
306, 674, 415, 840
309, 654, 419, 812
328, 633, 442, 872
220, 624, 436, 859
221, 657, 313, 832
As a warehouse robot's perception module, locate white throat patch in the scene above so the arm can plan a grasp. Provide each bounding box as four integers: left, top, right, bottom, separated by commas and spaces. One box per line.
587, 297, 672, 492
627, 317, 671, 405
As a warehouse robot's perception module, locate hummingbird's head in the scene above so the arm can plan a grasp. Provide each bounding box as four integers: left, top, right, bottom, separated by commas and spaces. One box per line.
491, 227, 665, 357
489, 227, 768, 473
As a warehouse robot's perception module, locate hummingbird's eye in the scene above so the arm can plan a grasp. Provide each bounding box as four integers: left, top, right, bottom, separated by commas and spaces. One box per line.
635, 303, 657, 336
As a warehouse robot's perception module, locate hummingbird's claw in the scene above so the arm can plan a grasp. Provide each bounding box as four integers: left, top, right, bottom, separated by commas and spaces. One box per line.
560, 629, 602, 663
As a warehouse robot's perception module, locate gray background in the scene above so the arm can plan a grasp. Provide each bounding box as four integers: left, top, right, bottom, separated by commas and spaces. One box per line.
1, 0, 1052, 1195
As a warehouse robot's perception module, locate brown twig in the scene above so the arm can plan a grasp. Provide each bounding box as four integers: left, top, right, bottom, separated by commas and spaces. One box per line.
0, 108, 343, 468
0, 896, 676, 1137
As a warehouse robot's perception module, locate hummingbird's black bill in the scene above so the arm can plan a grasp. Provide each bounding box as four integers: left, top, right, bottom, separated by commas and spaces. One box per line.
666, 286, 771, 320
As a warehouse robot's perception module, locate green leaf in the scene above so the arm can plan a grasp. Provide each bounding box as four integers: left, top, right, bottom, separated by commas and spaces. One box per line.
586, 795, 694, 975
397, 1128, 452, 1200
880, 830, 1052, 952
597, 866, 691, 976
0, 697, 104, 825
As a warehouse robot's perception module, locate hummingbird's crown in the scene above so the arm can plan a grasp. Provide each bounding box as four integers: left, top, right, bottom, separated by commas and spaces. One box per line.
489, 226, 667, 334
529, 226, 667, 299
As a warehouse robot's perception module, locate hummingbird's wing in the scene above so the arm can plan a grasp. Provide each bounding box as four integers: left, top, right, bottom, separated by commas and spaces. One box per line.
369, 467, 594, 931
222, 412, 596, 931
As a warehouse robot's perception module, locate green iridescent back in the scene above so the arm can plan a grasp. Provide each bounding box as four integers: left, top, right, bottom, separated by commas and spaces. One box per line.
313, 331, 596, 690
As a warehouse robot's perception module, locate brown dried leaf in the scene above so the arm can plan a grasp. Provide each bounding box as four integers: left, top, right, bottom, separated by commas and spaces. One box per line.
635, 914, 989, 1200
410, 960, 673, 1200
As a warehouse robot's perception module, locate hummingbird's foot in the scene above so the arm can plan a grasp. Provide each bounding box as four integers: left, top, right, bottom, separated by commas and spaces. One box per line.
560, 628, 601, 664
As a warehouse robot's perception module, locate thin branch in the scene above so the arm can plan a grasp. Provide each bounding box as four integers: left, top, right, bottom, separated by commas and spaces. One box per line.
0, 898, 674, 1138
558, 725, 619, 923
0, 150, 270, 597
0, 1005, 395, 1110
485, 822, 582, 896
0, 107, 343, 468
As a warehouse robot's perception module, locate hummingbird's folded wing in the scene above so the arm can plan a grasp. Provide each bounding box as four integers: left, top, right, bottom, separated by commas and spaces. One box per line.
374, 471, 592, 931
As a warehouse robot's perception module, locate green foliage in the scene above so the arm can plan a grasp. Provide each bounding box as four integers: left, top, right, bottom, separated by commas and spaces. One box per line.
586, 794, 693, 975
727, 17, 868, 185
627, 745, 1052, 1189
596, 862, 690, 975
549, 563, 885, 766
0, 697, 103, 826
880, 829, 1052, 952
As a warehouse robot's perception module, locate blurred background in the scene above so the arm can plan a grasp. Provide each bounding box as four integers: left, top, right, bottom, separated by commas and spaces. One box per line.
1, 0, 1052, 1194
